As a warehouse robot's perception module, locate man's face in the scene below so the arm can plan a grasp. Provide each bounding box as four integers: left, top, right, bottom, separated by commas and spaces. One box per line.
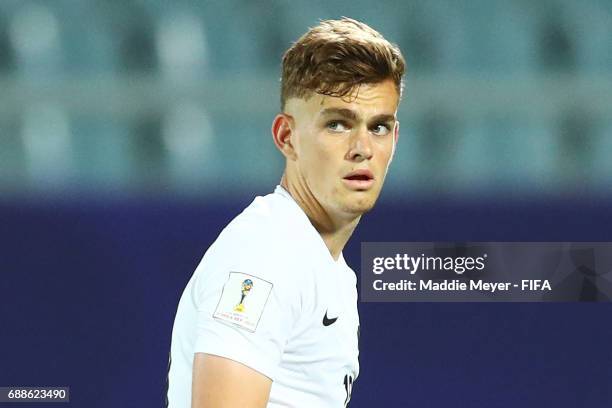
284, 79, 399, 217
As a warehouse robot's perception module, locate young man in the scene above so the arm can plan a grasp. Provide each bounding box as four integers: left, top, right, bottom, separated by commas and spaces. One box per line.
167, 17, 405, 408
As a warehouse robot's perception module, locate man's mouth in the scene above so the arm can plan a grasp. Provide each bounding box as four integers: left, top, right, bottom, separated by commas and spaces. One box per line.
342, 169, 375, 190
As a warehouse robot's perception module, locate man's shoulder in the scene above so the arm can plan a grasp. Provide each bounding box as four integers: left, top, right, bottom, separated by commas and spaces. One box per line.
200, 190, 316, 275
189, 190, 319, 307
220, 189, 312, 248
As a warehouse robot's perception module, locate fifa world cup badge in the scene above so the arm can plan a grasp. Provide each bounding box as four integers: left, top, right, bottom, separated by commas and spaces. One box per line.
214, 272, 272, 332
234, 279, 253, 312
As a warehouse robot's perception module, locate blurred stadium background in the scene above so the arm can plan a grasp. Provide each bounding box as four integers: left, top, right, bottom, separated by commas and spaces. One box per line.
2, 1, 612, 407
0, 0, 611, 199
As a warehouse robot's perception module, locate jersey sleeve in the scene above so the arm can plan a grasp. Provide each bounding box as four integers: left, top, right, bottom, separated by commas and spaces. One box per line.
190, 224, 304, 381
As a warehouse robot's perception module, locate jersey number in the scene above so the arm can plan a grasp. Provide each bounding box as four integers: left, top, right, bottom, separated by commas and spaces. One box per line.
343, 374, 353, 407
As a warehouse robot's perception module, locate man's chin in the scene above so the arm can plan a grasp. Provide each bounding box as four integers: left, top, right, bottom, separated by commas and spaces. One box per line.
339, 194, 378, 215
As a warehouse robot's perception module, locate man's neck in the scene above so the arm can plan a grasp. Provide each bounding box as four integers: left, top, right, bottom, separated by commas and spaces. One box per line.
281, 176, 360, 261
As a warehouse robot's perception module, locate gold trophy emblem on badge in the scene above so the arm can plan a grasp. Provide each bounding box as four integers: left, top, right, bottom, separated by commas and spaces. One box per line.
234, 279, 253, 312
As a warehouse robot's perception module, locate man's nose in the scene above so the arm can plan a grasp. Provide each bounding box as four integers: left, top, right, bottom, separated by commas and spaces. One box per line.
346, 127, 373, 162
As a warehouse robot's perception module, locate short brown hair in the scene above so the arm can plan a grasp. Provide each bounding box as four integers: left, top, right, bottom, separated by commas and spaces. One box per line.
280, 17, 405, 110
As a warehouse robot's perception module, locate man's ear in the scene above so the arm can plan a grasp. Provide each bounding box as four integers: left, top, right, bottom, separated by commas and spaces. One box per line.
390, 120, 399, 163
271, 113, 297, 161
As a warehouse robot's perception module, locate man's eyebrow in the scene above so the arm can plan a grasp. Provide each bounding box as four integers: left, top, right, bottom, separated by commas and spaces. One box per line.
319, 108, 359, 121
319, 108, 396, 123
369, 113, 397, 123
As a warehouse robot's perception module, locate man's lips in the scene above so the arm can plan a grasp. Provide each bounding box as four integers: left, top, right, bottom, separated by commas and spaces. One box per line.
343, 169, 374, 181
342, 169, 375, 190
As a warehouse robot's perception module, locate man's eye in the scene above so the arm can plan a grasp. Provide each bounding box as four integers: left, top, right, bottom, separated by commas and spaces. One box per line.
372, 124, 391, 136
327, 121, 348, 132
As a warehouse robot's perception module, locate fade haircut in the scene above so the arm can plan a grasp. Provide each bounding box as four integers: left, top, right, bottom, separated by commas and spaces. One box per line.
280, 17, 406, 110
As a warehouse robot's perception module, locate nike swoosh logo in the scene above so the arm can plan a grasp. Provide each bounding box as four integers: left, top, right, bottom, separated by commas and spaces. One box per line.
323, 310, 338, 326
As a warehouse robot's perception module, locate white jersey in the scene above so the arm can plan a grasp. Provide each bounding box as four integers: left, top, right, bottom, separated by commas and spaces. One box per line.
167, 185, 360, 408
